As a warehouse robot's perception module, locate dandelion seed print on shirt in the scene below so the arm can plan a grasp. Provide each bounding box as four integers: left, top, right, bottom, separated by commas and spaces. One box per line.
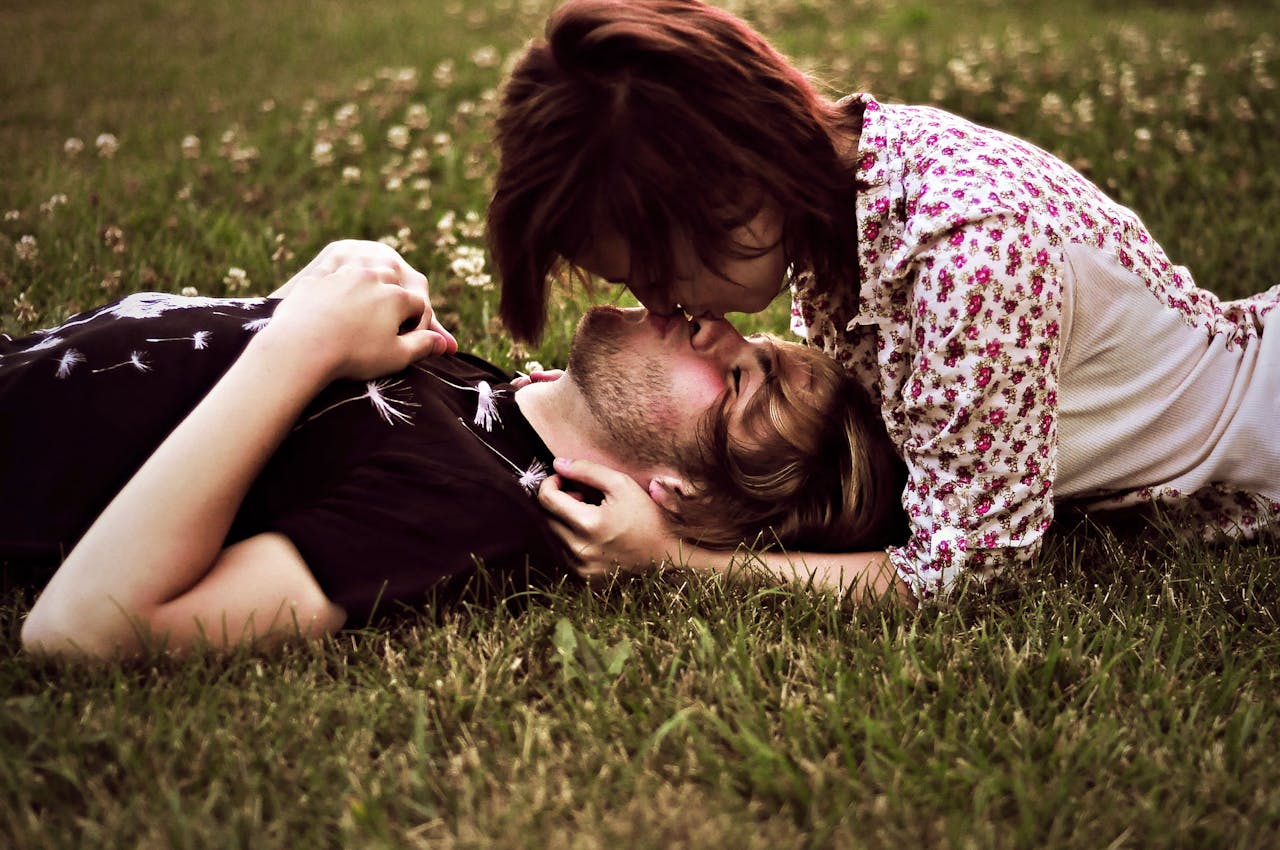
296, 378, 420, 429
415, 365, 504, 431
2, 293, 568, 622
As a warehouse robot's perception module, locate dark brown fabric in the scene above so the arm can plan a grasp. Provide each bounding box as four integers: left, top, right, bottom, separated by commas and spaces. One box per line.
0, 294, 568, 623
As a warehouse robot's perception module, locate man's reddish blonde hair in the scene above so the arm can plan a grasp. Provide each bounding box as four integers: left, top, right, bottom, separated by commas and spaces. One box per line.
490, 0, 862, 343
671, 339, 907, 553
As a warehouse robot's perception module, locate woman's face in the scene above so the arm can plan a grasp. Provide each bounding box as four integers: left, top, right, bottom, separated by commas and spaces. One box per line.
575, 206, 788, 319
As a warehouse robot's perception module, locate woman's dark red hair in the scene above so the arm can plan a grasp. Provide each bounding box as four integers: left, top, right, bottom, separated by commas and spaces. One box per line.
489, 0, 862, 342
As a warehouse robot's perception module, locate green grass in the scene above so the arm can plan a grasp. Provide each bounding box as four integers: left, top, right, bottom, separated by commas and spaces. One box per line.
3, 0, 1280, 846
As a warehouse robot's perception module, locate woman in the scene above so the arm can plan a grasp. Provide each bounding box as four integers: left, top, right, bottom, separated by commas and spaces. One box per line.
488, 0, 1280, 602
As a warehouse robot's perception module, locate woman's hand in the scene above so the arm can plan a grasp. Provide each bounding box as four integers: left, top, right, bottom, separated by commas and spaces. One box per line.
272, 239, 457, 354
264, 263, 446, 382
538, 457, 681, 583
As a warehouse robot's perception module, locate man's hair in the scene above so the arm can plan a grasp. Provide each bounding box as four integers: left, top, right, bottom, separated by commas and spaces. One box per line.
667, 340, 908, 553
489, 0, 861, 343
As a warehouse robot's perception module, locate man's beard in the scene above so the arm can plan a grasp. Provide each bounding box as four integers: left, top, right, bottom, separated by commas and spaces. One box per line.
566, 307, 685, 469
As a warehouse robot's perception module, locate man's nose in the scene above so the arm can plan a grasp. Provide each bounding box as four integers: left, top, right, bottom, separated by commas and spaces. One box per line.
688, 317, 737, 352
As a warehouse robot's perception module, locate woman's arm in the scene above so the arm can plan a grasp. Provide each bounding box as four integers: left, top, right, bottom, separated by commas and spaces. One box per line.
538, 458, 913, 605
271, 239, 457, 353
22, 264, 444, 658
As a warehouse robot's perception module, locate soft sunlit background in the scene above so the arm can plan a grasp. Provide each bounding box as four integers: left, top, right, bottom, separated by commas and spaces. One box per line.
2, 1, 1279, 847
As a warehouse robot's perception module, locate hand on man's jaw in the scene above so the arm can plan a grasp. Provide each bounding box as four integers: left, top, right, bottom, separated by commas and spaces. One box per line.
512, 305, 696, 504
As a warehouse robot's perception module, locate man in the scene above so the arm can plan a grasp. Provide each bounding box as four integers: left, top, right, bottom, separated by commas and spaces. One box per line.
7, 243, 900, 658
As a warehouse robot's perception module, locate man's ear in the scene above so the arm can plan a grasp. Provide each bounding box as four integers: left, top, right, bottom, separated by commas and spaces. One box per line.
647, 475, 690, 514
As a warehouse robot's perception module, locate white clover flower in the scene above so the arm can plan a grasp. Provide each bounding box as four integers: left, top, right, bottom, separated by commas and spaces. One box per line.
15, 235, 38, 262
392, 67, 419, 93
259, 98, 276, 113
311, 140, 335, 167
229, 145, 259, 173
410, 177, 432, 192
471, 46, 500, 69
180, 286, 199, 297
404, 103, 430, 130
64, 137, 85, 157
4, 210, 20, 222
223, 267, 249, 291
384, 175, 403, 192
95, 133, 120, 159
523, 360, 544, 374
1039, 92, 1065, 119
345, 132, 366, 153
39, 194, 68, 216
342, 165, 362, 185
386, 125, 410, 150
12, 291, 39, 323
450, 245, 491, 288
181, 135, 201, 159
459, 211, 485, 240
407, 147, 431, 175
102, 224, 127, 254
433, 59, 455, 88
334, 102, 360, 130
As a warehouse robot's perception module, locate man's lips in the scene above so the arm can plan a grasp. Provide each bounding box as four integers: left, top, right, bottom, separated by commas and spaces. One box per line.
646, 312, 683, 339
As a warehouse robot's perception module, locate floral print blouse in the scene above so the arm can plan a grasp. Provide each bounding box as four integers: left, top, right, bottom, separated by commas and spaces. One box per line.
791, 93, 1279, 600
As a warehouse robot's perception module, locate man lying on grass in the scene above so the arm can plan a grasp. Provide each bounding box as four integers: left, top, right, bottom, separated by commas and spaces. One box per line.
2, 241, 905, 659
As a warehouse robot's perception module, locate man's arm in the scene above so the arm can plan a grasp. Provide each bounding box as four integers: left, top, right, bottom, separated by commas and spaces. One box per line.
22, 264, 441, 659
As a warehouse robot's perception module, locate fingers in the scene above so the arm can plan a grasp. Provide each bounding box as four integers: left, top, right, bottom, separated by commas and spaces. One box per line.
397, 328, 451, 360
538, 473, 598, 534
425, 314, 457, 353
548, 457, 632, 493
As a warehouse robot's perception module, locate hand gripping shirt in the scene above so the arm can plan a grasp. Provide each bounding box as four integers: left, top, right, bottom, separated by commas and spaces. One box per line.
0, 294, 569, 623
791, 94, 1280, 600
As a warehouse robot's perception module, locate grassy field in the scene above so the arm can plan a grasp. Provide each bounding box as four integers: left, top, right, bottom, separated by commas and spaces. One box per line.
3, 0, 1280, 846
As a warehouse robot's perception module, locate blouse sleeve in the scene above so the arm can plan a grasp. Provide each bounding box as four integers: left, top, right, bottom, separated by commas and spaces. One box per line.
880, 212, 1067, 600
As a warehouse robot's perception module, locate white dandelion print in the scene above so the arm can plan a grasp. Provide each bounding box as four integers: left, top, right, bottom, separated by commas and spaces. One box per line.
146, 330, 210, 349
300, 378, 420, 428
53, 293, 269, 333
54, 348, 84, 378
416, 367, 504, 431
22, 334, 64, 355
517, 459, 550, 494
242, 316, 271, 333
457, 418, 549, 495
92, 350, 151, 374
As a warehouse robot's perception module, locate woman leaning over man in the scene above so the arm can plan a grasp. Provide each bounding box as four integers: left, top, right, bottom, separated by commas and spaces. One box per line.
488, 0, 1280, 603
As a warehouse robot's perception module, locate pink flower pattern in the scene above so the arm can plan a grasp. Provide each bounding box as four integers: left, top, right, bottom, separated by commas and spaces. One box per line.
791, 94, 1280, 600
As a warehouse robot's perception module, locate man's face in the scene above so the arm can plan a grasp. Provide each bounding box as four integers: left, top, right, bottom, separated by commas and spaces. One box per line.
565, 306, 792, 469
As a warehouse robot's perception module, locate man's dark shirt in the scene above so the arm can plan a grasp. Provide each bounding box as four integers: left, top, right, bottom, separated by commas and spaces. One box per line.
0, 293, 568, 623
